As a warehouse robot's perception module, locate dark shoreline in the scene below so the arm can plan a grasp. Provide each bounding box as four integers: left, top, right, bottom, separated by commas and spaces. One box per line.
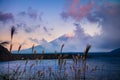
1, 52, 120, 61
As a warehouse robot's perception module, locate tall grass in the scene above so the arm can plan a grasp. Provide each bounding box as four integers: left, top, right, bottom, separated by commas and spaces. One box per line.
18, 44, 22, 54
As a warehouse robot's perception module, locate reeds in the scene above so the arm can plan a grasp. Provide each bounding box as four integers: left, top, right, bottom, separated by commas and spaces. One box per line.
84, 44, 91, 60
60, 44, 64, 53
18, 44, 22, 53
0, 41, 9, 46
10, 26, 16, 41
32, 44, 34, 53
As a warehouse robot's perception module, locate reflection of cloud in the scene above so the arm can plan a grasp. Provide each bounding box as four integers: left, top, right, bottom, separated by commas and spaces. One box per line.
0, 12, 14, 23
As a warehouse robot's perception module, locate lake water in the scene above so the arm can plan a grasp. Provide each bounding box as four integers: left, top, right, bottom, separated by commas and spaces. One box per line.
0, 57, 120, 80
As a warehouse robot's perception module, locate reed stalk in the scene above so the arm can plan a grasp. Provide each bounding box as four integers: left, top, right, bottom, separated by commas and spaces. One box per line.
18, 44, 22, 54
0, 41, 9, 46
32, 44, 34, 53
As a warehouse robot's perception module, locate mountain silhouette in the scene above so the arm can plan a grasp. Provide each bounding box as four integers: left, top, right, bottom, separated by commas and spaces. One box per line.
110, 48, 120, 54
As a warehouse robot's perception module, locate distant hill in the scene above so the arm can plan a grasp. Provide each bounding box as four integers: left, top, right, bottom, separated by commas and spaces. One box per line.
110, 48, 120, 53
110, 48, 120, 56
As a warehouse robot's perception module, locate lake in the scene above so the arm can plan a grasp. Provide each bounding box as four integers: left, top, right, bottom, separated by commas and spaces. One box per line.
0, 56, 120, 80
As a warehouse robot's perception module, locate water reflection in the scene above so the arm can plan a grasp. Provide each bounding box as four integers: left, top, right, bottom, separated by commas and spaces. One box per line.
0, 57, 120, 80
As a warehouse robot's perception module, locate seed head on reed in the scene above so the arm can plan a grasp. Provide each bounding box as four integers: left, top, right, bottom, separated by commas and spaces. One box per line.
60, 44, 64, 53
10, 26, 16, 41
84, 44, 91, 60
32, 44, 34, 53
18, 44, 22, 53
10, 44, 13, 53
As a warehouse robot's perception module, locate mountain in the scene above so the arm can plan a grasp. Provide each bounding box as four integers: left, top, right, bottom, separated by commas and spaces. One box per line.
110, 48, 120, 54
16, 35, 69, 53
13, 34, 74, 53
13, 32, 91, 53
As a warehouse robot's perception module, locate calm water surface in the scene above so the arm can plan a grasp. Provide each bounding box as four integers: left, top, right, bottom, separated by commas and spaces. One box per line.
0, 57, 120, 80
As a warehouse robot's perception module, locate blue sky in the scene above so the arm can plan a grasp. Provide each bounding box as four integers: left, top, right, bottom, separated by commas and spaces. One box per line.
0, 0, 120, 52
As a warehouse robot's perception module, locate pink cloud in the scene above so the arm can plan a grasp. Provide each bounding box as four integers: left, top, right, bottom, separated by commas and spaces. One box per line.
61, 0, 95, 21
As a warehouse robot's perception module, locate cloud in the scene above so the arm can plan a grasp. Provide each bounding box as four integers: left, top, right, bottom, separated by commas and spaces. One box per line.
89, 2, 120, 49
29, 38, 48, 45
39, 12, 43, 21
60, 11, 69, 21
29, 38, 40, 44
43, 26, 52, 36
46, 23, 92, 52
18, 11, 26, 16
61, 0, 120, 50
73, 23, 92, 40
61, 0, 94, 21
43, 26, 48, 32
18, 7, 41, 20
24, 27, 33, 33
16, 23, 35, 33
0, 12, 14, 23
27, 7, 38, 20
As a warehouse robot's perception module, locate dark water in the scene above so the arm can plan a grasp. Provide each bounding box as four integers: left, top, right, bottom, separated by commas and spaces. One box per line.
0, 56, 120, 80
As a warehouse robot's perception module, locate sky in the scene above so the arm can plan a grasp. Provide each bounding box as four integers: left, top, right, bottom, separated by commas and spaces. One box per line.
0, 0, 120, 52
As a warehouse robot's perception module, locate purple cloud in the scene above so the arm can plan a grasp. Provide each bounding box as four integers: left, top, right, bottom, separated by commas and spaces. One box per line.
0, 12, 14, 23
43, 26, 52, 36
16, 23, 34, 33
39, 12, 43, 21
29, 38, 40, 44
18, 7, 41, 20
24, 27, 33, 33
27, 7, 38, 20
60, 11, 69, 21
18, 11, 26, 16
29, 38, 48, 45
61, 0, 94, 21
43, 26, 48, 32
90, 3, 120, 49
